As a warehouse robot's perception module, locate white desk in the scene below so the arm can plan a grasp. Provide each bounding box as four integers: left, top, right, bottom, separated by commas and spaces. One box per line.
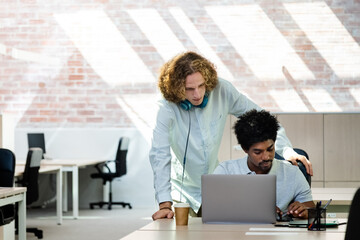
312, 188, 358, 205
15, 164, 62, 225
120, 218, 347, 240
40, 159, 106, 219
140, 217, 348, 232
121, 230, 345, 240
0, 187, 26, 240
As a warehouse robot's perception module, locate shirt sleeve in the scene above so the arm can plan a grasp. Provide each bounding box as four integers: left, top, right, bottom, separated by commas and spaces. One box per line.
293, 169, 313, 203
275, 126, 295, 159
213, 163, 227, 174
149, 101, 174, 204
222, 79, 294, 159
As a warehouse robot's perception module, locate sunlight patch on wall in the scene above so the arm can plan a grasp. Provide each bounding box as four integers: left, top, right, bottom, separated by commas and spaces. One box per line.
302, 89, 341, 112
54, 10, 155, 86
206, 5, 315, 81
0, 42, 60, 66
284, 2, 360, 79
269, 89, 309, 112
0, 26, 74, 125
116, 94, 160, 145
0, 43, 6, 55
11, 48, 61, 66
169, 7, 234, 81
350, 88, 360, 106
127, 9, 185, 61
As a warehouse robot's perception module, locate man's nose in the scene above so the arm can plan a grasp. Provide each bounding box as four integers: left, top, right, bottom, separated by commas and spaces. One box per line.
263, 152, 270, 160
193, 88, 200, 98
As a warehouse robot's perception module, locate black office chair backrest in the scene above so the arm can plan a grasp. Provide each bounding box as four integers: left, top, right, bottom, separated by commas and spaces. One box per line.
23, 147, 43, 205
345, 188, 360, 240
0, 148, 16, 187
115, 137, 129, 177
0, 148, 16, 226
275, 148, 311, 187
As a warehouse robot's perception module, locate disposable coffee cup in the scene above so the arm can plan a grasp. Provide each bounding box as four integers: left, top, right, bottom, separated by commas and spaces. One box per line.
174, 202, 190, 226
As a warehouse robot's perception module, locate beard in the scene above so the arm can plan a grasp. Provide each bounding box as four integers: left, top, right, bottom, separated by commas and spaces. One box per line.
258, 159, 273, 172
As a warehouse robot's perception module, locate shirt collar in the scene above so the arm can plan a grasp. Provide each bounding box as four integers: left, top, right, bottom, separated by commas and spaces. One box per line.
241, 157, 256, 175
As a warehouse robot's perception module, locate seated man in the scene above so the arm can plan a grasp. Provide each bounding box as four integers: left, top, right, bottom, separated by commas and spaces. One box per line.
213, 109, 315, 219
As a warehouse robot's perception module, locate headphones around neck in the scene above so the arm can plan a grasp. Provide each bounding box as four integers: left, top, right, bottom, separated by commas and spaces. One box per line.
180, 94, 209, 111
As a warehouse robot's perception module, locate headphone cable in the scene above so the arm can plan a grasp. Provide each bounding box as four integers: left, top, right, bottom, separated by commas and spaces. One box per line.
180, 110, 191, 202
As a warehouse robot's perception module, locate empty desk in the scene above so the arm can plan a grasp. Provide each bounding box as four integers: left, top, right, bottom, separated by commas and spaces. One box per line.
40, 159, 106, 219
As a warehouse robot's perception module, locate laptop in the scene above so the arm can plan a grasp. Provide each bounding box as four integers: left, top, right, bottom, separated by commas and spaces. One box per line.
201, 174, 276, 224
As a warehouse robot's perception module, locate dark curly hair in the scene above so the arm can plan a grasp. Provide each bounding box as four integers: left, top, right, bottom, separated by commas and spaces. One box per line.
158, 51, 218, 103
233, 109, 280, 151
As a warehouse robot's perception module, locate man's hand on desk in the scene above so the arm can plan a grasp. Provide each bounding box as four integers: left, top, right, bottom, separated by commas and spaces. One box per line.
287, 201, 309, 219
152, 201, 174, 221
287, 154, 313, 176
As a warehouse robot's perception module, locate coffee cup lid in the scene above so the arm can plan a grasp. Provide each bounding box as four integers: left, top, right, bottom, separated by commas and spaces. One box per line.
174, 202, 190, 208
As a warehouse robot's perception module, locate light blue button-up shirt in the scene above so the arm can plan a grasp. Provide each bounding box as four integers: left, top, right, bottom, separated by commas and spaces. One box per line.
149, 78, 294, 212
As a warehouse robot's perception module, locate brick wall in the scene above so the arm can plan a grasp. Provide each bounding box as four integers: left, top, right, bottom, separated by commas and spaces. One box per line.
1, 0, 359, 128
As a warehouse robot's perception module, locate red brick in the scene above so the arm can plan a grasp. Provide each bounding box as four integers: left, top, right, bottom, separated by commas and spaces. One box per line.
48, 118, 63, 123
68, 117, 85, 123
69, 75, 84, 81
78, 110, 94, 116
68, 61, 82, 67
0, 89, 11, 94
30, 117, 47, 122
39, 110, 57, 116
87, 117, 103, 123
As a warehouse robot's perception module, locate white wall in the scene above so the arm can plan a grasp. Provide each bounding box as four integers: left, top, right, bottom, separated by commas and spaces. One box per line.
14, 128, 156, 208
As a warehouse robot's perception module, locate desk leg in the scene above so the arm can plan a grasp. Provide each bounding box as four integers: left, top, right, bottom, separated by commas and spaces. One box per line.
56, 168, 63, 225
18, 192, 26, 240
63, 171, 68, 212
72, 166, 79, 219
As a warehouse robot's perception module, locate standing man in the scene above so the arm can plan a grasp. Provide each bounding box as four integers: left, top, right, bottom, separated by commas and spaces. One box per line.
213, 109, 315, 218
149, 51, 312, 220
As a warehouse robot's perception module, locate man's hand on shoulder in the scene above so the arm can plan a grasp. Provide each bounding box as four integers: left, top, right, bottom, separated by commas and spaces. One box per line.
152, 201, 174, 221
287, 154, 313, 176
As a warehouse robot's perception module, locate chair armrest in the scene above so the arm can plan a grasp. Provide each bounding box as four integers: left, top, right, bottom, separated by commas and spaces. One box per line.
94, 160, 114, 173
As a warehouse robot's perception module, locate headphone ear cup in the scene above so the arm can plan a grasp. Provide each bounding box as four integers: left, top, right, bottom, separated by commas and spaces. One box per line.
180, 95, 208, 110
180, 100, 192, 111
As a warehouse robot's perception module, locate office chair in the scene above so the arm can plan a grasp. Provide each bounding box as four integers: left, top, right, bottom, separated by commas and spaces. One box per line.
16, 147, 44, 239
0, 148, 16, 226
345, 188, 360, 240
275, 148, 311, 186
89, 137, 132, 210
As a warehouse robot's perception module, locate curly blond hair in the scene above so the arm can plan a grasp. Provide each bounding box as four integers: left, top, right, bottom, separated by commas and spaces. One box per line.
158, 51, 218, 103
